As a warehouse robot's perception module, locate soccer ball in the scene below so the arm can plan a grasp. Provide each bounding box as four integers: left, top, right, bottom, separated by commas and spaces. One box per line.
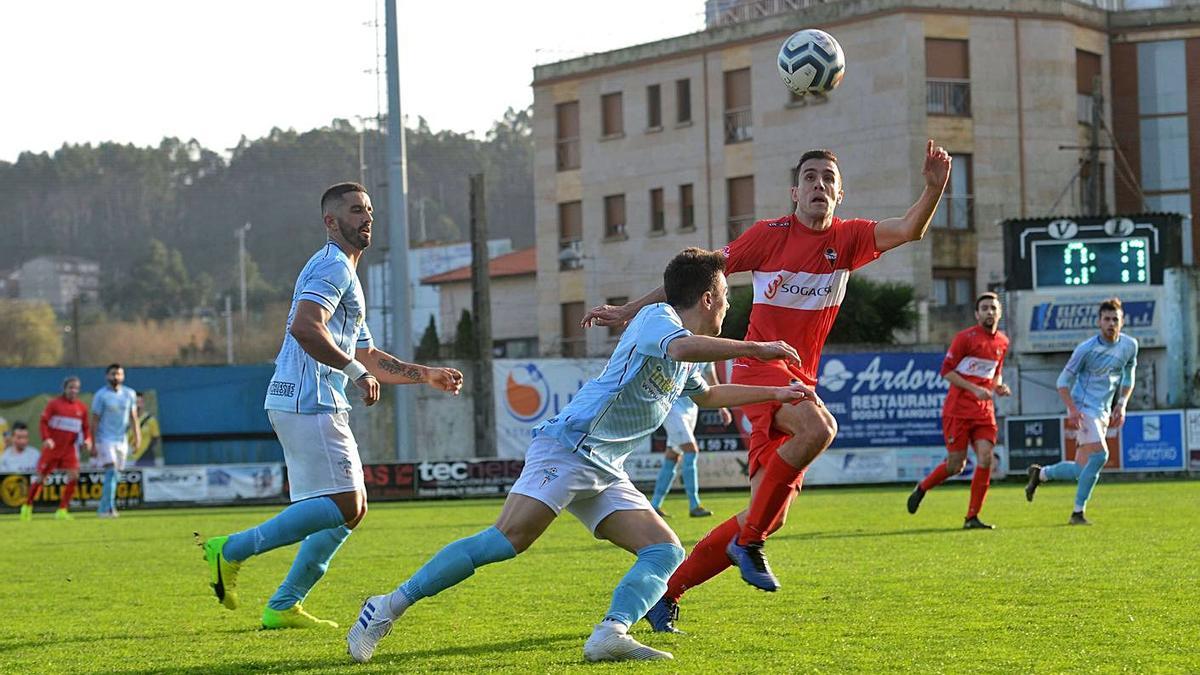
777, 29, 845, 96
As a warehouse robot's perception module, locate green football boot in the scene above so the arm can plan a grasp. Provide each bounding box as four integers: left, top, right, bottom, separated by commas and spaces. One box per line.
262, 604, 339, 629
203, 535, 241, 610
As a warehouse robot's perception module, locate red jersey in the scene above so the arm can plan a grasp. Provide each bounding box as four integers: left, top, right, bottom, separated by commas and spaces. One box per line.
40, 396, 91, 451
940, 325, 1009, 421
724, 214, 881, 384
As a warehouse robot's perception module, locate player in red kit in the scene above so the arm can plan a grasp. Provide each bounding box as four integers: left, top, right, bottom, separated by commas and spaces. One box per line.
20, 376, 92, 521
908, 292, 1010, 529
584, 141, 952, 630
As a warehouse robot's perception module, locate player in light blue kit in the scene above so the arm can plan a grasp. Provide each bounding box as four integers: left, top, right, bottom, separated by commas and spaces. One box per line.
1025, 297, 1137, 525
348, 248, 812, 663
649, 363, 730, 518
201, 182, 463, 630
91, 364, 139, 518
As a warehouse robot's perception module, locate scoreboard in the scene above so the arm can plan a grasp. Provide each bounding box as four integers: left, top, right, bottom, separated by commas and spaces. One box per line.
1004, 214, 1182, 291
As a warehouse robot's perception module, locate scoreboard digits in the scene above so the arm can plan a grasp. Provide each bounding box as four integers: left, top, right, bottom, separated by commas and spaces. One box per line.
1034, 237, 1150, 289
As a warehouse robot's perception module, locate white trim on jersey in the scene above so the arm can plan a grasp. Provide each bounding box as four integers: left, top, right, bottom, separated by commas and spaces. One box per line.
48, 416, 83, 433
955, 356, 1000, 380
752, 269, 849, 311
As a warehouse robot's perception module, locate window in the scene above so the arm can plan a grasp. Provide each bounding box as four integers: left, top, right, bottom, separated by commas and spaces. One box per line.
649, 188, 665, 233
555, 101, 580, 171
932, 269, 975, 307
925, 39, 970, 116
931, 154, 973, 229
723, 68, 752, 143
1136, 40, 1189, 211
601, 92, 624, 137
604, 194, 626, 239
561, 302, 586, 357
1076, 49, 1102, 125
680, 184, 695, 230
676, 78, 692, 124
647, 84, 662, 130
727, 176, 755, 240
558, 201, 583, 270
607, 296, 629, 340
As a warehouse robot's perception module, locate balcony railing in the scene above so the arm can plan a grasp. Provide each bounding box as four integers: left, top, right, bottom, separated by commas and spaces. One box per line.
556, 137, 580, 171
931, 195, 974, 230
724, 107, 753, 144
926, 79, 971, 117
561, 337, 586, 358
558, 239, 583, 270
727, 216, 755, 242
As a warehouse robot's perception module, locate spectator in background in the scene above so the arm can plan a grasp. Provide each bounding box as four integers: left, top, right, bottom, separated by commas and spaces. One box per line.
92, 364, 140, 518
128, 393, 162, 467
1, 422, 41, 474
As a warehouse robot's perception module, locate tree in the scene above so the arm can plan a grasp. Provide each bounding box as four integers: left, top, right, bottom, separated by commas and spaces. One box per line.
827, 276, 917, 344
0, 301, 64, 366
416, 314, 441, 360
719, 285, 755, 340
454, 309, 477, 359
108, 239, 204, 319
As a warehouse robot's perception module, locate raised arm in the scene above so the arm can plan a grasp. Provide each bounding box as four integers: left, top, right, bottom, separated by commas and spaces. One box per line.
581, 287, 666, 329
873, 140, 952, 253
666, 335, 800, 369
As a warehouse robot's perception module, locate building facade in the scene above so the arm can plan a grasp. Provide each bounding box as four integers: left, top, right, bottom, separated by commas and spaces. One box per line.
421, 247, 539, 358
532, 0, 1200, 355
1, 256, 100, 314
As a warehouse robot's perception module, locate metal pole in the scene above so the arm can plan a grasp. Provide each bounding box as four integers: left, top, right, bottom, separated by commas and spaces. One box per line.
224, 295, 234, 364
1088, 75, 1104, 215
385, 0, 415, 461
469, 174, 495, 457
236, 222, 250, 324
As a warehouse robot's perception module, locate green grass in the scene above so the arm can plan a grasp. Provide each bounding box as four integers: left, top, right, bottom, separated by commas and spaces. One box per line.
1, 480, 1198, 674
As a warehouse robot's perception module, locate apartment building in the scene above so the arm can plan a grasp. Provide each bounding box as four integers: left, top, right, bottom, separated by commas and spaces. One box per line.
532, 0, 1200, 355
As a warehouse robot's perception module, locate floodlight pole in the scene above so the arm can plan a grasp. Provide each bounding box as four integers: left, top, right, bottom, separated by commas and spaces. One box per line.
385, 0, 416, 461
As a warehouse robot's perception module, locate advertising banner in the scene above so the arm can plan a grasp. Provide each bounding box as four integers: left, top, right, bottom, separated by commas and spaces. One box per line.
207, 464, 283, 500
1014, 288, 1164, 353
814, 353, 949, 449
414, 459, 525, 498
363, 463, 416, 500
1119, 410, 1185, 471
493, 359, 606, 459
143, 467, 206, 502
1005, 416, 1065, 471
1188, 409, 1200, 472
0, 469, 143, 512
649, 407, 748, 455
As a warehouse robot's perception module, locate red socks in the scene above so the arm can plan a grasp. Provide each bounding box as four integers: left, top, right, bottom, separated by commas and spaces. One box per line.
25, 481, 44, 506
966, 466, 991, 518
59, 479, 77, 509
664, 516, 740, 602
738, 452, 803, 545
919, 462, 951, 492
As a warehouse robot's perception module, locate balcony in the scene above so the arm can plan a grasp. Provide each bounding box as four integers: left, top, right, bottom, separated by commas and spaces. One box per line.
724, 107, 752, 144
558, 240, 583, 270
926, 79, 970, 117
556, 137, 580, 171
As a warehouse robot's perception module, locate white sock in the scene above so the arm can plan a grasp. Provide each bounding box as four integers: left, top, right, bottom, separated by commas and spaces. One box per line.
384, 589, 410, 620
1039, 467, 1049, 482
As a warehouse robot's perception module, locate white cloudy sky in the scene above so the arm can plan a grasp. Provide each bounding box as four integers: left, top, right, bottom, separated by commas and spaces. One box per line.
0, 0, 705, 161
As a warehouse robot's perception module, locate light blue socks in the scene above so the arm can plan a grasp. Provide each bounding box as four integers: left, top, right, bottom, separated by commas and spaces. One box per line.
392, 526, 517, 614
1074, 450, 1108, 512
681, 452, 700, 509
604, 542, 686, 626
98, 467, 117, 512
1043, 461, 1081, 482
650, 458, 677, 508
222, 496, 346, 563
267, 525, 352, 610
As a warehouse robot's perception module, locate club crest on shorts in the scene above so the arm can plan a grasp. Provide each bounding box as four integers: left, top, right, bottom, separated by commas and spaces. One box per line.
338, 457, 353, 478
540, 467, 559, 488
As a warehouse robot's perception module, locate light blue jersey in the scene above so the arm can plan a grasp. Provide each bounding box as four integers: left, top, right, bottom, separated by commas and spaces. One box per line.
1056, 333, 1138, 418
92, 385, 137, 443
534, 303, 709, 476
265, 242, 374, 415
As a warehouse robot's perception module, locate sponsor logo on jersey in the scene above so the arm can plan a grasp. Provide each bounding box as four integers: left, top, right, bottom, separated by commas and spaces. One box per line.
753, 269, 848, 310
955, 356, 1000, 380
641, 364, 676, 399
767, 218, 791, 228
47, 416, 83, 433
268, 381, 297, 398
824, 247, 838, 264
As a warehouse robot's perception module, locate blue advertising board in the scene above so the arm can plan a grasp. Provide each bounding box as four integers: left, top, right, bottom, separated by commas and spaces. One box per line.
1120, 410, 1185, 471
816, 352, 949, 449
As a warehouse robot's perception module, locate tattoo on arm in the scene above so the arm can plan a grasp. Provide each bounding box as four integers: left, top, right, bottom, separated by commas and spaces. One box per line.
379, 357, 422, 382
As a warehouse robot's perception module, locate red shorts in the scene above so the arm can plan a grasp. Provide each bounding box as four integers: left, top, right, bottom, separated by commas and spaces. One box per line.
942, 416, 998, 452
730, 358, 815, 482
36, 447, 80, 474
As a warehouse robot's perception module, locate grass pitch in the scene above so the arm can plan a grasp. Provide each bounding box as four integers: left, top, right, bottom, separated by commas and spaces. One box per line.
1, 480, 1197, 674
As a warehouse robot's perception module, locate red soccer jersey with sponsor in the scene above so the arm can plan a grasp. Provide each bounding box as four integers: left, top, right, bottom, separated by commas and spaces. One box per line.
39, 396, 91, 451
724, 214, 881, 384
940, 325, 1009, 421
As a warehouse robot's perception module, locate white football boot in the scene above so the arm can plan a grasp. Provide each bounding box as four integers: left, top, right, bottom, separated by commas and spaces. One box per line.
583, 621, 673, 662
346, 594, 401, 663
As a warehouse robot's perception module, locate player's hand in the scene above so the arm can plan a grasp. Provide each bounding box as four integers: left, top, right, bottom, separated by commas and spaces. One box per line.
923, 139, 952, 191
1110, 404, 1126, 428
83, 439, 92, 452
774, 381, 815, 403
995, 383, 1012, 397
42, 438, 55, 451
970, 384, 992, 401
427, 367, 465, 395
354, 374, 380, 407
581, 303, 632, 329
750, 341, 801, 369
718, 407, 733, 426
1066, 408, 1084, 430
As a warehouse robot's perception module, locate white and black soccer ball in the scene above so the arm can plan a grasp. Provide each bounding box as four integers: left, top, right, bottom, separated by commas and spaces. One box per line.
777, 29, 845, 96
